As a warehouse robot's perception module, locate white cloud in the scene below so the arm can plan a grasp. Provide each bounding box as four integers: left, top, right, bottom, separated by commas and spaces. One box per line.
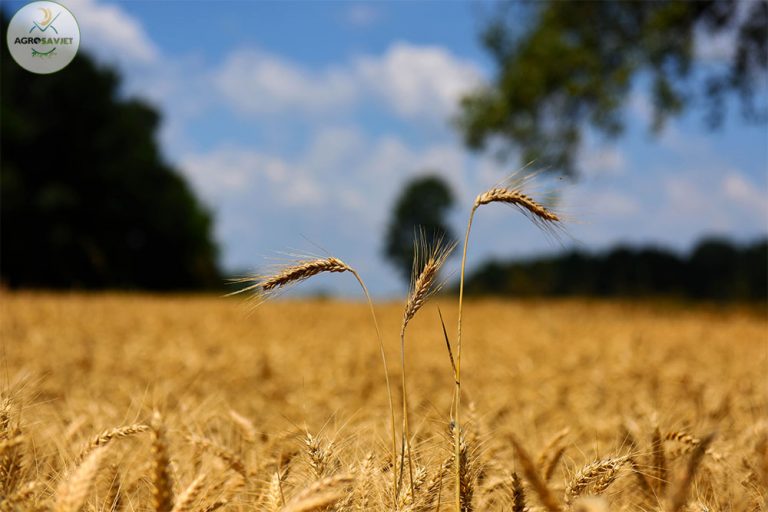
656, 168, 768, 235
344, 4, 382, 27
215, 49, 357, 115
177, 130, 497, 296
695, 30, 734, 64
579, 189, 640, 217
722, 170, 768, 220
356, 42, 482, 119
212, 42, 482, 121
179, 146, 325, 208
62, 0, 159, 64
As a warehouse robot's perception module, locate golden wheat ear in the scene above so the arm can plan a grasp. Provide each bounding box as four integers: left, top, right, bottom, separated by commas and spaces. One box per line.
453, 168, 569, 511
226, 256, 352, 302
473, 173, 570, 243
402, 231, 457, 333
398, 230, 456, 500
225, 250, 399, 509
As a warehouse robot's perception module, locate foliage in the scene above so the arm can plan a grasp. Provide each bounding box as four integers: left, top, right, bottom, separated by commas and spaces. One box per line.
1, 15, 219, 289
457, 0, 767, 176
463, 236, 768, 301
383, 175, 457, 283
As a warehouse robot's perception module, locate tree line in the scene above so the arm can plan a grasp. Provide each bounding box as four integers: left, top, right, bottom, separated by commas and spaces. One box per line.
1, 13, 219, 290
461, 237, 767, 301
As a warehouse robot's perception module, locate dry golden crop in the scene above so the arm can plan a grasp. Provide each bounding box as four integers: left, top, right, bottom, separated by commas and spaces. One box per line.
1, 292, 766, 511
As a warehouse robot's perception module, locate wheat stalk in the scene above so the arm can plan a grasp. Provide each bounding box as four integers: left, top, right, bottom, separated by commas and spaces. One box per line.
229, 255, 399, 508
400, 232, 455, 500
455, 172, 563, 511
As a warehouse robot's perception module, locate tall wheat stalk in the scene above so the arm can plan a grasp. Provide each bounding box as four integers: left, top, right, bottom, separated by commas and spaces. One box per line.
229, 255, 399, 509
400, 233, 455, 502
454, 174, 563, 511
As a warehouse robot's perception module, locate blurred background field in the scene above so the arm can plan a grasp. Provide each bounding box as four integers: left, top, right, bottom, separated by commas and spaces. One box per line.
1, 292, 767, 509
2, 1, 767, 298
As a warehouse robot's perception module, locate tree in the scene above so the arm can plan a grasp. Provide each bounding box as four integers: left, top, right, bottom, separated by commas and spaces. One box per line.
1, 14, 219, 289
457, 0, 767, 177
384, 175, 457, 283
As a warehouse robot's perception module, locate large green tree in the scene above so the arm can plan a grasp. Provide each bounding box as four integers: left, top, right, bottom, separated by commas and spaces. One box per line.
458, 0, 767, 176
1, 15, 219, 289
384, 175, 456, 283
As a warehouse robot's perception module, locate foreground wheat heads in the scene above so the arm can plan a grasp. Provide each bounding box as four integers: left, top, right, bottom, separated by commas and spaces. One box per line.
453, 174, 564, 511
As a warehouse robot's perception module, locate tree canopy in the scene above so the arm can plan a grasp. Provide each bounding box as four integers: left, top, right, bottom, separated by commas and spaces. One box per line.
1, 15, 219, 289
383, 175, 457, 283
457, 0, 767, 176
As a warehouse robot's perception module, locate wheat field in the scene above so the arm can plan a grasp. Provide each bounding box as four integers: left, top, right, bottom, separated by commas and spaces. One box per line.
0, 292, 766, 511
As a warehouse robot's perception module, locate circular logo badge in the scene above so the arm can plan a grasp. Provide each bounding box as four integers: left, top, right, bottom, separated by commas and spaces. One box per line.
6, 1, 80, 74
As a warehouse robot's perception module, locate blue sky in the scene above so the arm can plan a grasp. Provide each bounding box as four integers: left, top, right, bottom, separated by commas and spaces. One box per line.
7, 0, 767, 297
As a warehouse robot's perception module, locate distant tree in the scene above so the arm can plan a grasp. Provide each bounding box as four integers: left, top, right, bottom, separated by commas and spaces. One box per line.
462, 237, 767, 301
384, 175, 457, 283
1, 14, 219, 289
458, 0, 767, 176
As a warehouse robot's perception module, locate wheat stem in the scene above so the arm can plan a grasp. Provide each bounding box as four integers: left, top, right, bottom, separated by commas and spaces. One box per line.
349, 269, 399, 510
455, 204, 477, 512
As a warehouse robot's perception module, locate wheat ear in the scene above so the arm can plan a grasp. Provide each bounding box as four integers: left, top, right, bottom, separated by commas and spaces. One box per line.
400, 233, 455, 500
511, 472, 526, 512
188, 435, 248, 479
78, 423, 150, 461
509, 436, 562, 512
619, 426, 653, 497
282, 474, 353, 512
668, 432, 715, 512
651, 426, 668, 496
102, 463, 122, 512
455, 176, 562, 511
538, 428, 569, 483
228, 257, 351, 298
151, 414, 174, 512
230, 255, 398, 508
54, 445, 108, 512
171, 473, 207, 512
229, 410, 258, 444
564, 456, 628, 504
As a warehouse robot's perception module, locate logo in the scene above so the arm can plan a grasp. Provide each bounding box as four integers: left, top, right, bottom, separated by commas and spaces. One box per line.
6, 1, 80, 74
